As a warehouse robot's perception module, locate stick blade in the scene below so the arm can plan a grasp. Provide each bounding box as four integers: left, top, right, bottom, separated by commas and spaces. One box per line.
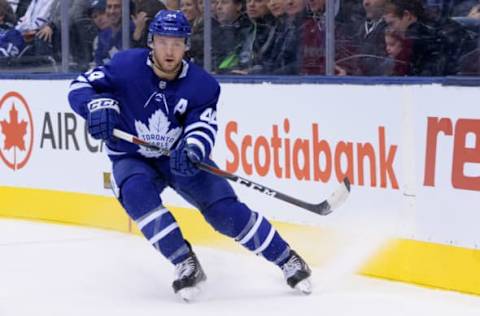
312, 177, 351, 216
326, 177, 351, 211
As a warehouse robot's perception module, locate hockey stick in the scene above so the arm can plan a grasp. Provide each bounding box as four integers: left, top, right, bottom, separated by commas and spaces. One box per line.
112, 129, 351, 216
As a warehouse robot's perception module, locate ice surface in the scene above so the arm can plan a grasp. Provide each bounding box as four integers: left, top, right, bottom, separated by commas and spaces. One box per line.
0, 219, 479, 316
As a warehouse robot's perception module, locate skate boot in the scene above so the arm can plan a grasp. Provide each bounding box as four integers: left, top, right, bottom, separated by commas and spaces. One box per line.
172, 250, 207, 302
281, 250, 312, 294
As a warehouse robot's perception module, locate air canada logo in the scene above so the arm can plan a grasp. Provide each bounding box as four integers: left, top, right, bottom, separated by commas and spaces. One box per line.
0, 92, 34, 170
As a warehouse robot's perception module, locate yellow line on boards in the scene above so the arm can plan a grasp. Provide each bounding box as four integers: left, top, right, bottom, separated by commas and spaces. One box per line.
361, 239, 480, 296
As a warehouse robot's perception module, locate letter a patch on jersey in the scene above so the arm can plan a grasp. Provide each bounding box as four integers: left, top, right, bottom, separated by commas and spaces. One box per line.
174, 98, 188, 115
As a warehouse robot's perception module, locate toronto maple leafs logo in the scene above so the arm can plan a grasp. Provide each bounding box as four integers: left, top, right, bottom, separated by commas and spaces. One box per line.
135, 109, 182, 158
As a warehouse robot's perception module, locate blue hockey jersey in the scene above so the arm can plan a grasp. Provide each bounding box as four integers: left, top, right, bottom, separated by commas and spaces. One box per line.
68, 48, 220, 160
0, 23, 25, 58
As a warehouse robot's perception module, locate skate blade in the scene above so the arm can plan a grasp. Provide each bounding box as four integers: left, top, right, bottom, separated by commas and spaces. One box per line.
294, 278, 312, 295
177, 286, 201, 302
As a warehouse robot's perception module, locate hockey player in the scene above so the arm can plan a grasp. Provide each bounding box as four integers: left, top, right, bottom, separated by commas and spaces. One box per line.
68, 9, 311, 301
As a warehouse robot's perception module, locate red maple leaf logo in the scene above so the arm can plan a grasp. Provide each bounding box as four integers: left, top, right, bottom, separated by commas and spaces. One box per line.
0, 104, 28, 151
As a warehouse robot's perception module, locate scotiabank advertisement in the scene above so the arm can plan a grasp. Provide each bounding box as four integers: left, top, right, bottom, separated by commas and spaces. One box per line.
0, 81, 478, 249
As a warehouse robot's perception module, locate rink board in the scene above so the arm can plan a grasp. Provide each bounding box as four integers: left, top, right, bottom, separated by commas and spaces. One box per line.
2, 185, 480, 296
1, 81, 480, 295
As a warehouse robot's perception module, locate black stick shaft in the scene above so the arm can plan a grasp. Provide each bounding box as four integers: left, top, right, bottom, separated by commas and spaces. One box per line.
112, 129, 350, 215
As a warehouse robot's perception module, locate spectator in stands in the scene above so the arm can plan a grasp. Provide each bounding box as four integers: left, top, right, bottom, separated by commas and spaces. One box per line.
0, 0, 14, 25
131, 0, 166, 48
13, 0, 56, 61
450, 0, 478, 17
383, 0, 444, 75
238, 0, 284, 73
36, 0, 108, 70
265, 0, 286, 48
419, 0, 478, 75
336, 0, 365, 36
0, 0, 24, 58
8, 0, 31, 21
6, 0, 15, 11
261, 0, 305, 74
181, 0, 201, 23
66, 0, 99, 71
467, 3, 480, 18
446, 1, 480, 74
214, 0, 252, 73
381, 27, 411, 75
423, 0, 443, 21
437, 14, 477, 74
165, 0, 179, 9
89, 0, 110, 31
15, 0, 54, 46
299, 0, 350, 75
88, 0, 110, 65
298, 0, 328, 74
267, 0, 285, 17
350, 0, 388, 75
198, 0, 218, 19
231, 0, 275, 73
1, 0, 15, 24
180, 0, 205, 64
94, 0, 134, 65
189, 0, 221, 66
34, 0, 64, 61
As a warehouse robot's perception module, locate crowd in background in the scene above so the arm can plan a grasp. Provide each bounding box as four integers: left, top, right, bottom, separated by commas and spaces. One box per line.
0, 0, 480, 75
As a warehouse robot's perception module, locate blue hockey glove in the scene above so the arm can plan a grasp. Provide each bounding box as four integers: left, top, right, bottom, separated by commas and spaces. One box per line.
86, 94, 120, 141
170, 140, 204, 177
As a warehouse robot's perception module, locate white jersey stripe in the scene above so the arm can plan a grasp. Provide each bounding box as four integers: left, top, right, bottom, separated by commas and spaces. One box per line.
75, 74, 88, 82
149, 223, 179, 245
184, 122, 217, 138
254, 227, 276, 255
69, 82, 92, 91
239, 214, 263, 245
105, 146, 127, 156
136, 207, 168, 230
186, 137, 206, 158
185, 131, 214, 150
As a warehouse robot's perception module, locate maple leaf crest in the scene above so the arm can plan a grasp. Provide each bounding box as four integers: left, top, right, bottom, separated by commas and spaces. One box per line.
0, 104, 28, 151
135, 109, 182, 158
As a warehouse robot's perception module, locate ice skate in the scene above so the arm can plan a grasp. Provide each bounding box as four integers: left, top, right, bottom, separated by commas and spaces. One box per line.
281, 250, 312, 295
172, 251, 206, 302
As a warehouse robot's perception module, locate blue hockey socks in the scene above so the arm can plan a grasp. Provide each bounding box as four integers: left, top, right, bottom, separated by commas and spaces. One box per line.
120, 174, 190, 264
202, 198, 291, 265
